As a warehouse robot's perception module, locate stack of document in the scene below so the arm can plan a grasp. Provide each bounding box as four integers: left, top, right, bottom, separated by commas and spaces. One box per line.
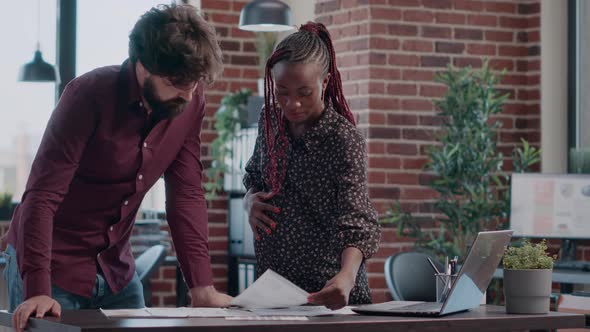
232, 269, 356, 316
102, 269, 357, 319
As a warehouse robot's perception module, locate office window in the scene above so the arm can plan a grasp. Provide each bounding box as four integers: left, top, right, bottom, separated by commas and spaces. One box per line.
579, 2, 590, 148
0, 1, 57, 201
569, 0, 590, 173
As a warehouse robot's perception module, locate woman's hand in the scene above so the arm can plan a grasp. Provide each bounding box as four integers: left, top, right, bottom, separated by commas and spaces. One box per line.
307, 272, 355, 310
243, 188, 279, 240
308, 247, 363, 310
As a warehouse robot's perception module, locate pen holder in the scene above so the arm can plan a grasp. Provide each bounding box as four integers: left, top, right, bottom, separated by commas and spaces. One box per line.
435, 273, 457, 303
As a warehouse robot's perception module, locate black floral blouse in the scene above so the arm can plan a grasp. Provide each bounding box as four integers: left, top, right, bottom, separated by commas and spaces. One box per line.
243, 106, 381, 304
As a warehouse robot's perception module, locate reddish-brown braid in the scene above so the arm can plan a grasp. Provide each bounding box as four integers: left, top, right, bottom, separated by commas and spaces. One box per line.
263, 49, 290, 197
299, 22, 355, 125
263, 22, 354, 196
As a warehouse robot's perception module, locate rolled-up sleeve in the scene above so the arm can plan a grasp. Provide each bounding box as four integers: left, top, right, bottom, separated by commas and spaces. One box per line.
164, 91, 213, 289
332, 131, 381, 259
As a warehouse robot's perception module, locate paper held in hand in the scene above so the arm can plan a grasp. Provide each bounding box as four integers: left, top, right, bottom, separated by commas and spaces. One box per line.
230, 269, 309, 309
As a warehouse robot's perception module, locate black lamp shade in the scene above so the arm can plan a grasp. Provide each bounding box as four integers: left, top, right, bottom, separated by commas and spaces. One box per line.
239, 0, 294, 32
18, 50, 59, 82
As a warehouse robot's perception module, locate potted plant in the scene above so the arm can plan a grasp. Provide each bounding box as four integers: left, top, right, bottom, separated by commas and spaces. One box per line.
503, 239, 555, 314
384, 61, 541, 260
204, 89, 253, 199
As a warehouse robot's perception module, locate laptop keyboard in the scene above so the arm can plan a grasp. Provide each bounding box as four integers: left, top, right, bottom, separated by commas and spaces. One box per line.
389, 302, 443, 312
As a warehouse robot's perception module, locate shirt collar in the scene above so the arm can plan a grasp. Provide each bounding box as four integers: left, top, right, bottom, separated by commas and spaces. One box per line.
116, 59, 143, 111
291, 107, 339, 150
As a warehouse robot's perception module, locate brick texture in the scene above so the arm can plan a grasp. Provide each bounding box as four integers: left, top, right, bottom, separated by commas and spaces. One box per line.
316, 0, 542, 303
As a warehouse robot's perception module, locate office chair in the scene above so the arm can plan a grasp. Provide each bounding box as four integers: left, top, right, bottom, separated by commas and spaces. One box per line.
384, 251, 444, 301
135, 244, 167, 306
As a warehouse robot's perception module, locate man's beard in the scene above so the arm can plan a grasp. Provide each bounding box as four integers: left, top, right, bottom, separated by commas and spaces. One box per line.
143, 78, 187, 119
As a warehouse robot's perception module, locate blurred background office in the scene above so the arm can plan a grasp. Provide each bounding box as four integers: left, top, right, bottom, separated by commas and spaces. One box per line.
0, 0, 588, 308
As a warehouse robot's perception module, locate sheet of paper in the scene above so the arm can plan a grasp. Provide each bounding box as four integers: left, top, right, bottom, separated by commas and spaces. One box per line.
230, 269, 309, 309
101, 307, 248, 318
223, 309, 258, 317
185, 308, 252, 317
250, 305, 357, 317
226, 316, 309, 321
145, 308, 189, 317
101, 308, 153, 318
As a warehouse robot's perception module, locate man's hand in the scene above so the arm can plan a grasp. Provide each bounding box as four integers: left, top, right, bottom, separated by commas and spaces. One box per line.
307, 272, 355, 310
12, 295, 61, 332
243, 188, 279, 240
190, 285, 233, 307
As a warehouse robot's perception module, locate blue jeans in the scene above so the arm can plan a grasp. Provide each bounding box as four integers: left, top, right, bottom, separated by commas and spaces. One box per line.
3, 245, 145, 312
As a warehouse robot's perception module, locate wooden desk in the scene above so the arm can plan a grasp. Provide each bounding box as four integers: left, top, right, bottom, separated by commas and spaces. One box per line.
0, 305, 584, 332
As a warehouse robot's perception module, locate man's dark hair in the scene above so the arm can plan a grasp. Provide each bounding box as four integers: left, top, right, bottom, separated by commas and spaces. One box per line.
129, 4, 223, 85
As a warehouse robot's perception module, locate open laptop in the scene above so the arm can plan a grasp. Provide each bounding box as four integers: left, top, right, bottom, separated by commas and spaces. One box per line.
353, 230, 513, 317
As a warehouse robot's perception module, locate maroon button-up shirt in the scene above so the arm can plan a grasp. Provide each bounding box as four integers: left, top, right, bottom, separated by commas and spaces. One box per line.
7, 60, 213, 299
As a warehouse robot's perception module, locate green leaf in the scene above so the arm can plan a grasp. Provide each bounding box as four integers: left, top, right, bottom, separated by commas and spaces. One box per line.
205, 89, 253, 199
503, 239, 555, 269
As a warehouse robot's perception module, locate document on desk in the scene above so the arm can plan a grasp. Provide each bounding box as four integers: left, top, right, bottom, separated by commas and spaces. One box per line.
101, 307, 251, 318
101, 308, 153, 318
230, 269, 309, 309
148, 307, 233, 317
226, 316, 309, 321
250, 305, 357, 316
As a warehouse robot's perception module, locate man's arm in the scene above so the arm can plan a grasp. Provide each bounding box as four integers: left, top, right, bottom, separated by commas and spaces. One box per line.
12, 77, 96, 332
17, 77, 96, 299
164, 90, 232, 307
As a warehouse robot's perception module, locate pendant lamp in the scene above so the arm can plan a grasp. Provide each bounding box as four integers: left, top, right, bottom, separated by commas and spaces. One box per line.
18, 0, 59, 82
239, 0, 294, 32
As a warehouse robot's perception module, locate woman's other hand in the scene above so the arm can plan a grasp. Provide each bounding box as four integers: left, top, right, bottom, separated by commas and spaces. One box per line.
243, 188, 279, 240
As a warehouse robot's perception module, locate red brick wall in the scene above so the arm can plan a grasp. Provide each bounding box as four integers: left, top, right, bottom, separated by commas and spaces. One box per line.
315, 0, 541, 303
149, 0, 258, 306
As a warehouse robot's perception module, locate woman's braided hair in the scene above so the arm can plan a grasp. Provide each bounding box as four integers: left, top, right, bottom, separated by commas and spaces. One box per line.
263, 22, 355, 196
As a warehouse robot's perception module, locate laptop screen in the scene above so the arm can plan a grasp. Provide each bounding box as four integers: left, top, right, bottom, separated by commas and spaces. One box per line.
441, 230, 513, 315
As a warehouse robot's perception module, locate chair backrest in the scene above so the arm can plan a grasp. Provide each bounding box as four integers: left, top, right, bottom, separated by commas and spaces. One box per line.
384, 251, 444, 301
135, 244, 167, 283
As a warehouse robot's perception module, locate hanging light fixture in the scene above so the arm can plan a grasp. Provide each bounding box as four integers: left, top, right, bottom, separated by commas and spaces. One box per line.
18, 0, 59, 82
239, 0, 294, 32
